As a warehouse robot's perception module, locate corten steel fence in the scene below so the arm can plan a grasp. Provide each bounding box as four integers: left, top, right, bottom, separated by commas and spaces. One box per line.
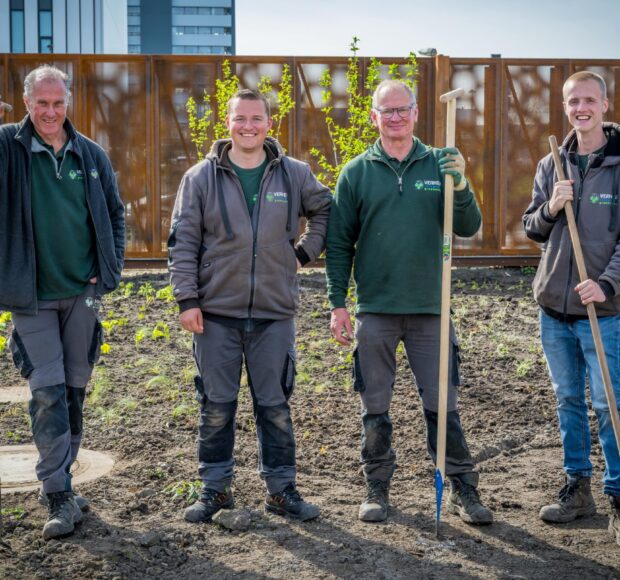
1, 54, 619, 265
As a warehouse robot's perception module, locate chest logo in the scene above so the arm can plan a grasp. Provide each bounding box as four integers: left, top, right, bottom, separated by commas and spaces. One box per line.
266, 191, 288, 203
90, 169, 99, 179
589, 193, 616, 205
68, 169, 84, 181
414, 179, 442, 193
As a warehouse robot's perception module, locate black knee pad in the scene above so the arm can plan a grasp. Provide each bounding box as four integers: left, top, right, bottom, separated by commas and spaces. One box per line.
66, 386, 86, 436
256, 403, 295, 467
29, 384, 69, 442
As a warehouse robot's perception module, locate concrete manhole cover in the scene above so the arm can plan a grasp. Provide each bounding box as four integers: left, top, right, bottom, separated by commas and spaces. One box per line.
0, 386, 29, 403
0, 445, 115, 493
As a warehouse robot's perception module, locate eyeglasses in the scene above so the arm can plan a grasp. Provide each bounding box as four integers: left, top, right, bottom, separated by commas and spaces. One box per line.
374, 105, 415, 119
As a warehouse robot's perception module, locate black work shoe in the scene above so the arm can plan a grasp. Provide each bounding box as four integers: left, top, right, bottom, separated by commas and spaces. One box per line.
265, 483, 320, 521
359, 479, 389, 522
42, 491, 83, 540
39, 489, 90, 512
184, 488, 234, 523
608, 495, 620, 546
539, 477, 596, 523
448, 480, 493, 525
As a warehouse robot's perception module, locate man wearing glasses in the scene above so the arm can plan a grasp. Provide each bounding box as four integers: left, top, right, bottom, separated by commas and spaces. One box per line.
326, 80, 492, 525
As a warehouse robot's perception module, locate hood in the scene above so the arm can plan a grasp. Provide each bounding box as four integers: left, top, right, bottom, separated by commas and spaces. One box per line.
561, 122, 620, 167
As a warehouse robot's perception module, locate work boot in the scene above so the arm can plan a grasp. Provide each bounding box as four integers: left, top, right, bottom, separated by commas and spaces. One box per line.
265, 483, 320, 521
42, 491, 83, 540
539, 477, 596, 523
608, 495, 620, 546
184, 487, 234, 523
358, 479, 389, 522
447, 479, 493, 525
39, 489, 90, 512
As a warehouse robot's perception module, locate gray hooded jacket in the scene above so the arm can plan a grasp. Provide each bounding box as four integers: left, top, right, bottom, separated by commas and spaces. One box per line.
523, 122, 620, 317
168, 137, 331, 319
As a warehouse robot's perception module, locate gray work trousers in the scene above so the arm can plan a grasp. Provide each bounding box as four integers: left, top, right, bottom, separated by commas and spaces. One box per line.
353, 313, 478, 486
192, 317, 297, 494
9, 284, 102, 493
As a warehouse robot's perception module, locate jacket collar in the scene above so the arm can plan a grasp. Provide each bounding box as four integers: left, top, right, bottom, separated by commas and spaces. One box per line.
366, 137, 431, 163
208, 135, 284, 168
562, 122, 620, 167
14, 115, 81, 155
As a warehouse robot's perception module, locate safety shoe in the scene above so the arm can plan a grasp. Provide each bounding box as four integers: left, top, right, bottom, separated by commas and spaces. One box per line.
42, 491, 83, 540
265, 483, 320, 521
359, 479, 390, 522
184, 488, 234, 523
39, 489, 90, 512
539, 477, 596, 523
608, 495, 620, 546
447, 479, 493, 525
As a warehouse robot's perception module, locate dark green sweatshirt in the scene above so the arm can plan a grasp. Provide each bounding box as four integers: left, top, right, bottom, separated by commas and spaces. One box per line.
326, 138, 481, 314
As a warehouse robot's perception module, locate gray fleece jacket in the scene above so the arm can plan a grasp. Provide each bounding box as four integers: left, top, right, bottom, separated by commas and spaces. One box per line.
168, 136, 331, 319
523, 122, 620, 317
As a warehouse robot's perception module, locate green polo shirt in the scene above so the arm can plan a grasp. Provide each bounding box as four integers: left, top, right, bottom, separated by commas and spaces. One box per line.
31, 132, 97, 300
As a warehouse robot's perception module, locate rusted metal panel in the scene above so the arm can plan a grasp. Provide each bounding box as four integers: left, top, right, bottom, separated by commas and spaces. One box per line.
1, 54, 618, 265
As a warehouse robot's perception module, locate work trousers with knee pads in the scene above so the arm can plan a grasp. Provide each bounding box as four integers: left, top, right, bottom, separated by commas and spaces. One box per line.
193, 317, 298, 494
9, 285, 102, 492
353, 313, 478, 485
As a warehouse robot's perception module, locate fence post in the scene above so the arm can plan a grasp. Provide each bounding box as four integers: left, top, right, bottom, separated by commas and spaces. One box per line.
433, 54, 451, 148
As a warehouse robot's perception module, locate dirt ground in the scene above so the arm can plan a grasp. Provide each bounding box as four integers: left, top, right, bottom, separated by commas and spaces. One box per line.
1, 267, 619, 580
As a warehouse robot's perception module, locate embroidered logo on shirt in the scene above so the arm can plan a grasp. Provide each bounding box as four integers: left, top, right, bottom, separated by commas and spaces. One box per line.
90, 169, 99, 179
589, 193, 616, 205
68, 169, 84, 181
414, 179, 442, 192
266, 191, 288, 203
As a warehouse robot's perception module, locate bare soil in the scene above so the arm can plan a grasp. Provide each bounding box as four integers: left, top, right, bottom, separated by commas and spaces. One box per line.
1, 268, 619, 579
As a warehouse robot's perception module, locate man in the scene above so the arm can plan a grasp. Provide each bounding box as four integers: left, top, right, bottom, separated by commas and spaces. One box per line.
168, 89, 331, 523
326, 80, 493, 524
523, 71, 620, 545
0, 65, 125, 540
326, 79, 493, 525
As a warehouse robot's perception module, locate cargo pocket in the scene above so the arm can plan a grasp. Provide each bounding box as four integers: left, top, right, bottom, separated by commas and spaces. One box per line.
352, 348, 366, 392
9, 330, 34, 379
450, 337, 462, 387
194, 375, 206, 409
88, 320, 103, 366
280, 351, 296, 400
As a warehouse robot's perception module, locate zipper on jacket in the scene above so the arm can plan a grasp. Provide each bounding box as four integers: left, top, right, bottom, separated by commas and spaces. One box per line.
562, 170, 585, 317
372, 151, 429, 195
246, 161, 276, 321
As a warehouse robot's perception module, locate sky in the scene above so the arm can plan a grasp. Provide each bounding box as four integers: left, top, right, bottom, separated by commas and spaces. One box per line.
235, 0, 620, 59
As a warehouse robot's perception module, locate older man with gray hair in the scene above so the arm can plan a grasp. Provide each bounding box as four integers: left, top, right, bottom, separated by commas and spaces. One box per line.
0, 65, 124, 540
326, 79, 492, 525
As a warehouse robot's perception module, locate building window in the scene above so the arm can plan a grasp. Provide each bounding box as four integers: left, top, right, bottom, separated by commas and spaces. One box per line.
10, 0, 25, 53
38, 0, 53, 53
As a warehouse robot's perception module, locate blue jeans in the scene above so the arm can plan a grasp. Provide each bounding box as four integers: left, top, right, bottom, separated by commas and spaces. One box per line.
540, 310, 620, 495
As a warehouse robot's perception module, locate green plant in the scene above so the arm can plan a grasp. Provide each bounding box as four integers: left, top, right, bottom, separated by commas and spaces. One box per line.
172, 402, 196, 420
164, 479, 202, 504
0, 506, 26, 520
310, 37, 418, 188
258, 63, 295, 143
137, 282, 156, 305
0, 335, 6, 354
185, 60, 296, 159
146, 375, 172, 389
134, 328, 148, 347
152, 321, 171, 341
516, 359, 534, 378
156, 285, 175, 302
0, 311, 11, 331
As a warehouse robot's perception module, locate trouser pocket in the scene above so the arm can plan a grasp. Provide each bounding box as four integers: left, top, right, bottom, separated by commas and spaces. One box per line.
9, 329, 34, 379
352, 347, 366, 392
451, 337, 462, 387
87, 320, 103, 366
194, 375, 206, 409
280, 351, 296, 401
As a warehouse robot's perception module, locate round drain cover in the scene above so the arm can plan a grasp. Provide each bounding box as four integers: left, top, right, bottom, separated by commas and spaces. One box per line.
0, 386, 29, 403
0, 445, 115, 493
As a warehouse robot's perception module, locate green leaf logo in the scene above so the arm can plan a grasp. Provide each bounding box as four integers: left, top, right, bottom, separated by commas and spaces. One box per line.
415, 180, 424, 190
